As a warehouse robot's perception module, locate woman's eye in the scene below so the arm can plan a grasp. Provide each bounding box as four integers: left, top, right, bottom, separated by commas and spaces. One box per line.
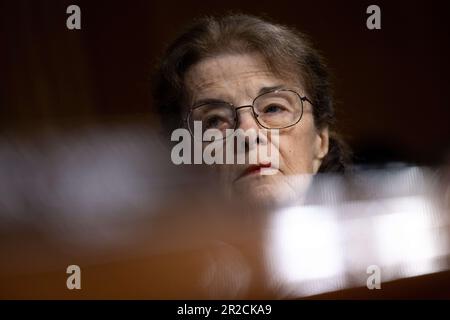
263, 104, 285, 114
205, 116, 224, 128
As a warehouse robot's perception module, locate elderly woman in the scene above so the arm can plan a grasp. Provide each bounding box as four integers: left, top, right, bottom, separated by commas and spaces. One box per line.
153, 14, 349, 205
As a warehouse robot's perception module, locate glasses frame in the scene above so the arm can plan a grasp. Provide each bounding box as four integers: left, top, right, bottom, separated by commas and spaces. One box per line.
185, 89, 313, 137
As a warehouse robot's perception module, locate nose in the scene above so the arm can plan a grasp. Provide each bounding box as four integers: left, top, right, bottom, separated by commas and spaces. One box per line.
234, 106, 262, 154
235, 105, 259, 131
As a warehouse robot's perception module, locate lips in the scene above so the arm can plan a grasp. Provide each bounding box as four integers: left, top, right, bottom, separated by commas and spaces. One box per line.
235, 163, 272, 181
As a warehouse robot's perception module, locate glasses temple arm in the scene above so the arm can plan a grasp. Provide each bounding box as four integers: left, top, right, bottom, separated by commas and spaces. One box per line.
301, 96, 314, 106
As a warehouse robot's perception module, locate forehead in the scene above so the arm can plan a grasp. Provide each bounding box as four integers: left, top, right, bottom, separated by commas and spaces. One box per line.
184, 53, 302, 104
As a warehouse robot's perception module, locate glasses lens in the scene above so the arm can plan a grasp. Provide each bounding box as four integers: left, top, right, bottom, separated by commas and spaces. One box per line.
253, 90, 303, 128
189, 103, 235, 137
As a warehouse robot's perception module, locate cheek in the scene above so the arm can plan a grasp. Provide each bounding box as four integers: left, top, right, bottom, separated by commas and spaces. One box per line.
278, 120, 317, 173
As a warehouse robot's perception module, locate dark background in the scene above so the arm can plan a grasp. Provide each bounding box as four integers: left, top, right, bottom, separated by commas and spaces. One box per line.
1, 0, 449, 166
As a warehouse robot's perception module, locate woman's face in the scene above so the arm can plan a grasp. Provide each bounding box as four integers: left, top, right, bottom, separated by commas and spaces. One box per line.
185, 53, 329, 205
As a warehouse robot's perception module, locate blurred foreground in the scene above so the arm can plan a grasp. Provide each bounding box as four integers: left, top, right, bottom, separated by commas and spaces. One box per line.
0, 126, 449, 299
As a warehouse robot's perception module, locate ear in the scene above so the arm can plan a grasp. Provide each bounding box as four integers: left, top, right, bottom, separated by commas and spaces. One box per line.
312, 126, 329, 173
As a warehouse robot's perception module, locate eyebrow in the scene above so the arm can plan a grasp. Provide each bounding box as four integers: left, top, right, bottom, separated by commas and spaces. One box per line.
257, 85, 285, 95
192, 98, 228, 108
191, 84, 286, 108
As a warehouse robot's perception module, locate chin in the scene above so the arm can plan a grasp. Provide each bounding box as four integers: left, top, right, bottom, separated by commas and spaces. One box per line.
232, 177, 291, 207
231, 173, 313, 207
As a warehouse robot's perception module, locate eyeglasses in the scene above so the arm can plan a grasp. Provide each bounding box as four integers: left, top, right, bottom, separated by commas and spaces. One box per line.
186, 89, 313, 138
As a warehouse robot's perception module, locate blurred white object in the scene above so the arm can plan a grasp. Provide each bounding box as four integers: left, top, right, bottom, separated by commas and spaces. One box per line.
266, 167, 449, 297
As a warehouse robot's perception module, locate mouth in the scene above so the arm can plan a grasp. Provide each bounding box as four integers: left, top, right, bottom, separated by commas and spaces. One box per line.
234, 162, 273, 182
